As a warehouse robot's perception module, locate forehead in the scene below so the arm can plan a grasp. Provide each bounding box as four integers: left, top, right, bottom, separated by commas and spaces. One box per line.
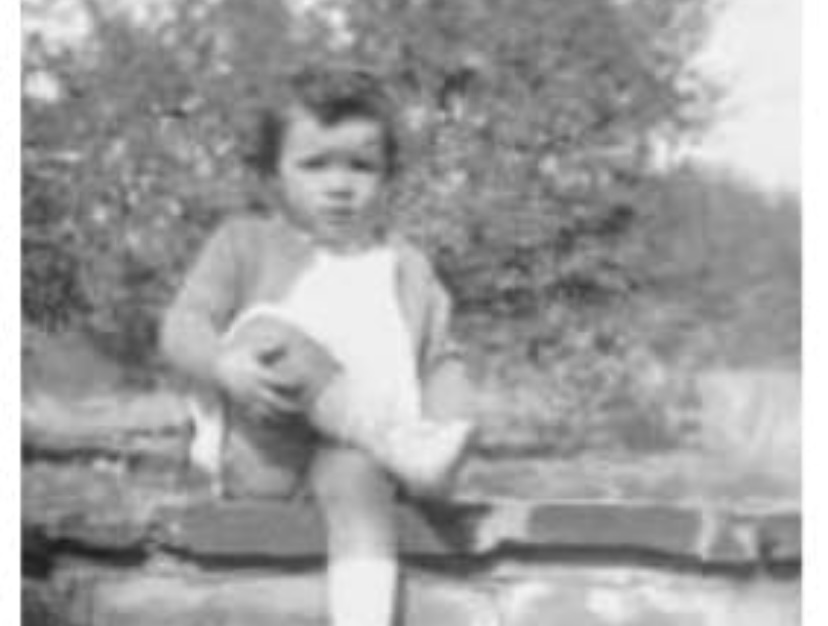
282, 107, 384, 156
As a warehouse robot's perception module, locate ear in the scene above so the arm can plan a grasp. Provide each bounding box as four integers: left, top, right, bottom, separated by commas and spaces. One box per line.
373, 184, 398, 225
241, 170, 280, 214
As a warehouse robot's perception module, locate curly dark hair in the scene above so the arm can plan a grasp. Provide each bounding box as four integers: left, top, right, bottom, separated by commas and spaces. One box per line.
242, 64, 400, 179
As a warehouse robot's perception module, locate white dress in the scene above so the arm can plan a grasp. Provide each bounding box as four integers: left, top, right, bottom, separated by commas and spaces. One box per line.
234, 245, 424, 431
190, 244, 471, 495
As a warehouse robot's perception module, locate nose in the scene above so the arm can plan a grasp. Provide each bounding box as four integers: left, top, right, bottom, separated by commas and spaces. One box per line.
325, 170, 356, 200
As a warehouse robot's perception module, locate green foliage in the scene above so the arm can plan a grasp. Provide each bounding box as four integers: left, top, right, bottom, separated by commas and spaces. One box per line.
22, 159, 88, 330
342, 0, 721, 330
628, 166, 800, 367
465, 166, 799, 455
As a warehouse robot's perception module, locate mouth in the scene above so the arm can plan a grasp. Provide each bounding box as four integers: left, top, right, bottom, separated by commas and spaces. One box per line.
323, 207, 359, 224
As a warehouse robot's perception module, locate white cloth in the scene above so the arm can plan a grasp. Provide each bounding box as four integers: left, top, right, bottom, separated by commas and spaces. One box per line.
328, 556, 398, 626
252, 246, 423, 428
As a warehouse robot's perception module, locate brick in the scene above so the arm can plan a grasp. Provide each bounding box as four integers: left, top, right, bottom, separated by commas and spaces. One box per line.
397, 499, 487, 555
23, 392, 189, 467
525, 503, 786, 564
498, 577, 800, 626
156, 500, 328, 559
23, 578, 73, 626
697, 518, 758, 564
24, 391, 188, 434
402, 575, 496, 626
155, 498, 482, 560
89, 574, 327, 626
23, 465, 158, 552
527, 503, 702, 557
498, 581, 692, 626
84, 572, 494, 626
758, 512, 801, 563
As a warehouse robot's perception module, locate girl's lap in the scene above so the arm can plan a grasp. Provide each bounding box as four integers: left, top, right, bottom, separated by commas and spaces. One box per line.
222, 415, 396, 504
223, 416, 319, 499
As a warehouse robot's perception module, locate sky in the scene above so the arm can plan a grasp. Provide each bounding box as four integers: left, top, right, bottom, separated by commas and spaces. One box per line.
690, 0, 800, 192
22, 0, 801, 193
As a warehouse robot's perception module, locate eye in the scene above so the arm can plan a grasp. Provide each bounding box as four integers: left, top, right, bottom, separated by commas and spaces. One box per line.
298, 156, 331, 170
349, 158, 382, 173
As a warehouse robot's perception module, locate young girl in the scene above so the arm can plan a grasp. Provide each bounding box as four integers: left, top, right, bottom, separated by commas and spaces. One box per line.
161, 65, 474, 626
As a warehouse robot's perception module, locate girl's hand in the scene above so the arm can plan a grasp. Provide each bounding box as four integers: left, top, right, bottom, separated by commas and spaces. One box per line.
213, 344, 304, 420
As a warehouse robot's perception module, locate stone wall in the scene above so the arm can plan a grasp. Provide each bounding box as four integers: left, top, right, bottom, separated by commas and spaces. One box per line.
23, 377, 800, 626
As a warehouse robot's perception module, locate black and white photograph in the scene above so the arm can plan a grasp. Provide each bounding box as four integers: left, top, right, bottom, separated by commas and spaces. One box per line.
19, 0, 803, 624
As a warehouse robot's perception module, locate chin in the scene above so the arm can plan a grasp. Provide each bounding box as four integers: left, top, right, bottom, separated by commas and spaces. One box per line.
321, 226, 379, 248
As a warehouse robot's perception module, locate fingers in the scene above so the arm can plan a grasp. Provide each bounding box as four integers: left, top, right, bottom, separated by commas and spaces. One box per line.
256, 343, 287, 367
219, 344, 306, 419
247, 367, 304, 417
259, 387, 303, 416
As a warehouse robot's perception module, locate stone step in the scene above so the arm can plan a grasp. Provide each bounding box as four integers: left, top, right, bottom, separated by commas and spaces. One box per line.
31, 566, 800, 626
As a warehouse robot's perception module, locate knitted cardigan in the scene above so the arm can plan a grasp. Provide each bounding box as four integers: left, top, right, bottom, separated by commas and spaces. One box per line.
161, 212, 469, 496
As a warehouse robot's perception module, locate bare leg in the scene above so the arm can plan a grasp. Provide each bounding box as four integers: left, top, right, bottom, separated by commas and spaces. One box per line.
314, 379, 474, 496
310, 446, 399, 626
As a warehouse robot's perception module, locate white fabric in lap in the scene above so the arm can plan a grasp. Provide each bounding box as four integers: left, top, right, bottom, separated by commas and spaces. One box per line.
239, 247, 423, 427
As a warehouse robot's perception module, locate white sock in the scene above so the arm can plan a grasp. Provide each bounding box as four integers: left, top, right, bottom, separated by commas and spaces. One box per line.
327, 556, 399, 626
187, 397, 225, 476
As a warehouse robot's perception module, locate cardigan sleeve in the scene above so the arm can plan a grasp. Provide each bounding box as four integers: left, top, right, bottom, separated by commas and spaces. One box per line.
397, 241, 471, 422
160, 219, 247, 386
419, 261, 465, 375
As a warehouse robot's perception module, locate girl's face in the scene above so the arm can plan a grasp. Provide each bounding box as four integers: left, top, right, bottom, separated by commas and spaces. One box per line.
276, 106, 388, 246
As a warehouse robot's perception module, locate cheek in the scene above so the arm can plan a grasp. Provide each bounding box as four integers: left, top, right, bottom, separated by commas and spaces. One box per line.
281, 170, 317, 201
358, 174, 383, 200
277, 176, 316, 220
360, 183, 388, 224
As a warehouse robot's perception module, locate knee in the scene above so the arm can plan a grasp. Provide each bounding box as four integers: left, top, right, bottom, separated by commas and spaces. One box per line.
311, 447, 398, 555
311, 447, 395, 514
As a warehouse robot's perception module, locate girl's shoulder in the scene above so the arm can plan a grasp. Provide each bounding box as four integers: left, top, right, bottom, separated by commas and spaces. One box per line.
205, 213, 264, 249
387, 234, 429, 269
212, 212, 309, 256
215, 212, 287, 239
386, 235, 440, 288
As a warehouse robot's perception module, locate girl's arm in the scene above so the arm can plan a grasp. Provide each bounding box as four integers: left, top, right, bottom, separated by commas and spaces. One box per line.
421, 282, 471, 422
160, 220, 245, 388
407, 248, 472, 422
162, 218, 306, 417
